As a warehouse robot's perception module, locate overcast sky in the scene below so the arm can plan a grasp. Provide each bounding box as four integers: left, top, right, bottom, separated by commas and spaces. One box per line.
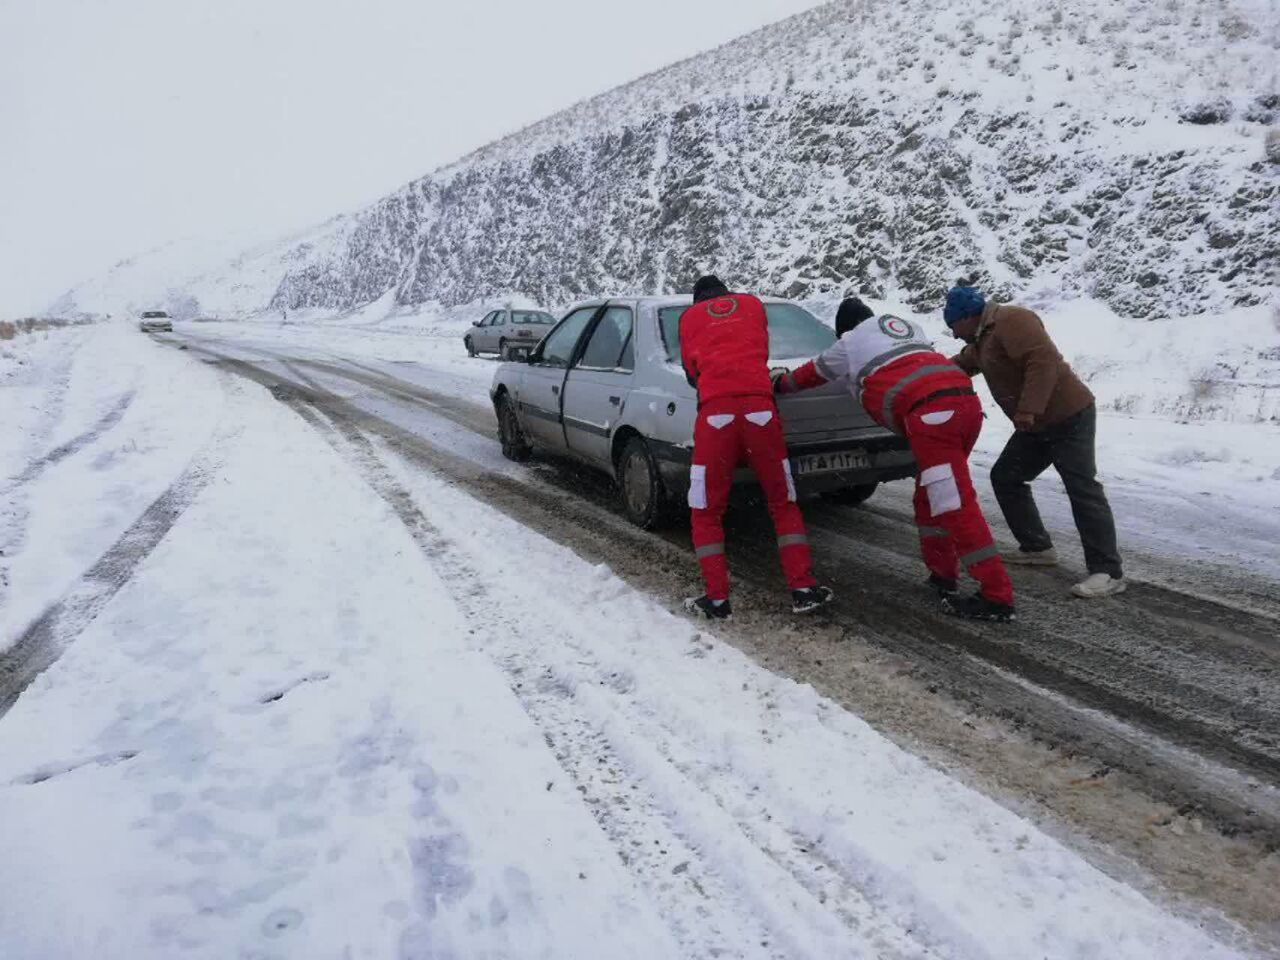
0, 0, 819, 314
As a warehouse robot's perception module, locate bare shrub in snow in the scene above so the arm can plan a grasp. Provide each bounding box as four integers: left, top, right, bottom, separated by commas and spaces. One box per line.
1155, 445, 1232, 467
1219, 14, 1254, 41
1265, 128, 1280, 164
1110, 394, 1141, 415
1178, 97, 1233, 125
1243, 96, 1276, 124
1189, 377, 1218, 403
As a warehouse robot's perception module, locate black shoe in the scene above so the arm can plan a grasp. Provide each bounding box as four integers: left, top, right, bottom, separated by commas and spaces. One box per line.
941, 593, 1016, 623
792, 585, 834, 614
926, 574, 960, 599
685, 595, 732, 620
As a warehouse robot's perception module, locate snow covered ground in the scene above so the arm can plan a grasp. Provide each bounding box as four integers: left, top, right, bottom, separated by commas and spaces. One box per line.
0, 318, 1271, 958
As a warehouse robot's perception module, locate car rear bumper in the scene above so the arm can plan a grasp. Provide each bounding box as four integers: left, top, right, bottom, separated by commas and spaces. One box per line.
652, 433, 916, 497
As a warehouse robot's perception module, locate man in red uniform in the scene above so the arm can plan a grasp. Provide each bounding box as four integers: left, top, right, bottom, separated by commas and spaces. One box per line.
775, 297, 1016, 621
680, 275, 834, 619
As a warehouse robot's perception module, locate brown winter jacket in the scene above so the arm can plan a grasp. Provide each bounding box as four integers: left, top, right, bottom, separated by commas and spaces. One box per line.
951, 303, 1094, 428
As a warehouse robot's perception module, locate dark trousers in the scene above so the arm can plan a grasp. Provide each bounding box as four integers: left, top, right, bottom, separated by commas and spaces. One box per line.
990, 405, 1123, 578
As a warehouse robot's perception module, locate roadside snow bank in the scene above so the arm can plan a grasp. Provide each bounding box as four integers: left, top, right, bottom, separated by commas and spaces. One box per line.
1, 322, 223, 650
0, 375, 677, 959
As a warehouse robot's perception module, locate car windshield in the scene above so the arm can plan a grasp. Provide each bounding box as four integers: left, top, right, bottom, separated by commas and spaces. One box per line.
658, 302, 836, 364
512, 311, 555, 325
142, 311, 170, 319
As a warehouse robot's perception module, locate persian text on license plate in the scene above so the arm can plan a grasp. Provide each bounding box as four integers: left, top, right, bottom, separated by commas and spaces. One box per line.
793, 449, 869, 476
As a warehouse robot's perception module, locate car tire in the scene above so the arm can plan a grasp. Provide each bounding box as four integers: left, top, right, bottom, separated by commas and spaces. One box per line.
618, 436, 670, 530
496, 394, 532, 463
465, 336, 476, 357
499, 339, 515, 361
822, 482, 879, 506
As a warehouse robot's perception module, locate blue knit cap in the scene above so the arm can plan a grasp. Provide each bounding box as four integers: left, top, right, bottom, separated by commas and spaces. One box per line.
944, 286, 986, 327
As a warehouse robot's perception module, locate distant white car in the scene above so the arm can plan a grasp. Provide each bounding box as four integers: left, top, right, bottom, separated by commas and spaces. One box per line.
138, 310, 173, 333
464, 308, 557, 360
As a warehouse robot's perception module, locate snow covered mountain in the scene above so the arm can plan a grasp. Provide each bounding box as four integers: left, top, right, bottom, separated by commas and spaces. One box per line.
60, 0, 1277, 323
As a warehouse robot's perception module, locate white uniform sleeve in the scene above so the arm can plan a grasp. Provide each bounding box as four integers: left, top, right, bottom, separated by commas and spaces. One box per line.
813, 334, 854, 383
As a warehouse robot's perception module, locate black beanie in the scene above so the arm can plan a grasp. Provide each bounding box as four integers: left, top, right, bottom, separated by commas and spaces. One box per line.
835, 296, 874, 336
692, 275, 730, 303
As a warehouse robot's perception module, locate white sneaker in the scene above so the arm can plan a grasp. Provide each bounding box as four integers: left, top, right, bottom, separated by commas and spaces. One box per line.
1005, 548, 1058, 566
1071, 573, 1126, 599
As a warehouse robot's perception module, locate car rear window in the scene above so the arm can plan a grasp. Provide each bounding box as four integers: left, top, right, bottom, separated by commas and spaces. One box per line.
512, 311, 555, 325
658, 302, 836, 364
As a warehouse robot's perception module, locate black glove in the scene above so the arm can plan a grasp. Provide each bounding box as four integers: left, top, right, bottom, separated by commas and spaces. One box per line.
770, 367, 789, 393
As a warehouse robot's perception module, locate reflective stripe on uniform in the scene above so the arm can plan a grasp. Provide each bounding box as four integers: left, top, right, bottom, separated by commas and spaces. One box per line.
917, 525, 949, 539
960, 544, 1000, 568
777, 533, 809, 549
882, 365, 962, 427
695, 543, 725, 559
815, 353, 840, 381
854, 344, 933, 389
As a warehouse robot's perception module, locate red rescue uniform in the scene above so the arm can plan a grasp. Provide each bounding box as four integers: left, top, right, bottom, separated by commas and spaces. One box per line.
680, 294, 818, 601
779, 314, 1014, 605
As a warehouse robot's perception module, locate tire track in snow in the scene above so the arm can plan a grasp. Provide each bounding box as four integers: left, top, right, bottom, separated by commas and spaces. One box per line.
268, 388, 942, 960
5, 389, 136, 488
287, 355, 1280, 792
176, 339, 1280, 943
0, 386, 239, 718
192, 343, 1280, 830
0, 331, 91, 621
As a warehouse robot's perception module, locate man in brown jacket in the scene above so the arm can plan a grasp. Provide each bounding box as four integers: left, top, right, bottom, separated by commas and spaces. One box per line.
943, 285, 1125, 598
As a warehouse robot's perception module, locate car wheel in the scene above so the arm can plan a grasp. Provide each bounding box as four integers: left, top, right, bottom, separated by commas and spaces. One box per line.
619, 436, 670, 529
496, 394, 532, 462
499, 339, 513, 361
822, 482, 878, 506
465, 336, 476, 357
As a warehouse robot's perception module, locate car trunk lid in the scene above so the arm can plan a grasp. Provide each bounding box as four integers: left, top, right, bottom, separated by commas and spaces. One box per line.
775, 377, 889, 443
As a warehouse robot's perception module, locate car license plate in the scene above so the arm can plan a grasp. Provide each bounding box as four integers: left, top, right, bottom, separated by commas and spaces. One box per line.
793, 449, 868, 476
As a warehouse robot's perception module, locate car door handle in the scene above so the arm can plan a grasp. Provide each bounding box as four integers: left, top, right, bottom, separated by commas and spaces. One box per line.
609, 395, 621, 405
552, 386, 559, 395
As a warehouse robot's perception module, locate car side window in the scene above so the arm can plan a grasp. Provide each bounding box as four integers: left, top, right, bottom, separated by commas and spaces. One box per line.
494, 311, 506, 326
538, 308, 598, 368
658, 306, 685, 364
576, 306, 634, 372
479, 311, 495, 326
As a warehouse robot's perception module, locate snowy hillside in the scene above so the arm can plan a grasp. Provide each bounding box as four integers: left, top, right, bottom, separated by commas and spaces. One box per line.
284, 0, 1276, 320
58, 0, 1278, 325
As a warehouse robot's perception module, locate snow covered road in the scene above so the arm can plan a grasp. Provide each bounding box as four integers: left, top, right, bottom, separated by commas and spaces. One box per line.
1, 320, 1276, 958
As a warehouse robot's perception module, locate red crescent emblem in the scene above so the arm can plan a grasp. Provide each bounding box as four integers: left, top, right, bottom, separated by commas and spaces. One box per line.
706, 297, 739, 318
879, 315, 912, 339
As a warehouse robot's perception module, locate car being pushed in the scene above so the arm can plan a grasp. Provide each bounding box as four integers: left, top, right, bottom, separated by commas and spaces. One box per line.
489, 295, 916, 527
138, 310, 174, 333
464, 307, 557, 360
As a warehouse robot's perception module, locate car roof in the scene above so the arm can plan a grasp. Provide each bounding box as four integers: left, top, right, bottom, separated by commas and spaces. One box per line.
567, 294, 796, 310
